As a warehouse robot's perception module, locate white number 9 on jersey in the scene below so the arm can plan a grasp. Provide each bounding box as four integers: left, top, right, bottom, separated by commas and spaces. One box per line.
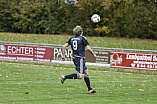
73, 41, 77, 50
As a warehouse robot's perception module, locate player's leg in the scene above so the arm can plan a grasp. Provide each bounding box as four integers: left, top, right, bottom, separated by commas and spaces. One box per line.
84, 69, 92, 91
61, 57, 82, 84
61, 73, 79, 84
80, 58, 93, 92
84, 69, 96, 94
76, 57, 96, 93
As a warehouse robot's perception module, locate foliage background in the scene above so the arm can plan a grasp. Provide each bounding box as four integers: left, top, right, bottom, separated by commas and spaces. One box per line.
0, 0, 156, 39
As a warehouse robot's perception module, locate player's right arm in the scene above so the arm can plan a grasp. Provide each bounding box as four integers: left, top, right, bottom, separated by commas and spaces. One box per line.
62, 43, 69, 61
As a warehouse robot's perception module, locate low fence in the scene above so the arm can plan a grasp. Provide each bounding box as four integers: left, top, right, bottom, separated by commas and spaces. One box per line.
0, 41, 157, 71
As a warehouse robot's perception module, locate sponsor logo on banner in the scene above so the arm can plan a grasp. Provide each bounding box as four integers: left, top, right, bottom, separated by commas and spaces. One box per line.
110, 51, 157, 70
52, 48, 73, 61
0, 45, 6, 54
0, 44, 52, 63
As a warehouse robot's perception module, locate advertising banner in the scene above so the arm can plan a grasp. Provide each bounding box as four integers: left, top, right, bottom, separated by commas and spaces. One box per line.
52, 47, 110, 64
0, 44, 52, 63
110, 51, 157, 71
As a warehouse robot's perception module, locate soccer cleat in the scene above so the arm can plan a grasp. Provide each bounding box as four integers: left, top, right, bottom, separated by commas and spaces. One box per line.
88, 89, 96, 94
61, 75, 65, 84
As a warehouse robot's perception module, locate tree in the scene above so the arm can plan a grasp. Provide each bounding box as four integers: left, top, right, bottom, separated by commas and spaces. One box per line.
0, 1, 14, 32
0, 0, 156, 39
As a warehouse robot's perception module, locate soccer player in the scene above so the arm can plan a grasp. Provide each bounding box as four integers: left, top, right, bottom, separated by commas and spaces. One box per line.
61, 26, 96, 94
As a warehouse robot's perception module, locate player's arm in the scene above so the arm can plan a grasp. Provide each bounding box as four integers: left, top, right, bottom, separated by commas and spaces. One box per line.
86, 45, 96, 58
62, 43, 69, 61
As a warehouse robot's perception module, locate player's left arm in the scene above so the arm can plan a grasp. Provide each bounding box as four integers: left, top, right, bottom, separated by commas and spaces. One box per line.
86, 45, 96, 58
82, 36, 96, 58
62, 43, 69, 61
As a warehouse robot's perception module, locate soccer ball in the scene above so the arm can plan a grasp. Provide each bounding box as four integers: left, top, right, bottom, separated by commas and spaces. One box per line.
91, 14, 100, 23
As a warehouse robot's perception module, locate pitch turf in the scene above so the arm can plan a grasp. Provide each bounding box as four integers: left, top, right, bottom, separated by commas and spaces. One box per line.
0, 62, 157, 104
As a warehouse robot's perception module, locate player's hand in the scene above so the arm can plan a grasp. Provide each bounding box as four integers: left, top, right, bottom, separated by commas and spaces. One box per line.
61, 57, 65, 61
93, 54, 96, 58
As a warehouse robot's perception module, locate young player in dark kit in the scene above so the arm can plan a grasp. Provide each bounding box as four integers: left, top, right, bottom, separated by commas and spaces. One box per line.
61, 26, 96, 94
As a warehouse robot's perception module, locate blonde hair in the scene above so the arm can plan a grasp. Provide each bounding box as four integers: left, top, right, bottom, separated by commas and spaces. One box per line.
73, 26, 83, 36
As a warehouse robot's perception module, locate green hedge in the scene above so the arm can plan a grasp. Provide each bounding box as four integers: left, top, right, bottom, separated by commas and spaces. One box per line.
0, 0, 156, 39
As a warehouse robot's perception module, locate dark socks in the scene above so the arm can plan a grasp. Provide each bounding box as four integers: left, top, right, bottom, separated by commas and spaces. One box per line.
84, 76, 92, 91
65, 73, 79, 79
64, 74, 92, 91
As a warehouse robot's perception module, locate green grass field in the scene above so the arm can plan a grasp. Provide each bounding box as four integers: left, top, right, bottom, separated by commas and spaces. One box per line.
0, 62, 157, 104
0, 32, 157, 104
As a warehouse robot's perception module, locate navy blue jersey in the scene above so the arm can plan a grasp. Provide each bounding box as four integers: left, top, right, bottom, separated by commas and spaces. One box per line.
67, 36, 89, 57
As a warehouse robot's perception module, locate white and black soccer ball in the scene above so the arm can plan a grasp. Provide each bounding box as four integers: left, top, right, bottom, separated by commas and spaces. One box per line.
91, 14, 100, 23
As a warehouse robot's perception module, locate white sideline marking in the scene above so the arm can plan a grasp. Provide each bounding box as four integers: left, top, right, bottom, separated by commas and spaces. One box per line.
0, 79, 156, 85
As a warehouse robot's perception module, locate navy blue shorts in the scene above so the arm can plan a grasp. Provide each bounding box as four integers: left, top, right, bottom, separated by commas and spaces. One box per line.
73, 57, 87, 74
